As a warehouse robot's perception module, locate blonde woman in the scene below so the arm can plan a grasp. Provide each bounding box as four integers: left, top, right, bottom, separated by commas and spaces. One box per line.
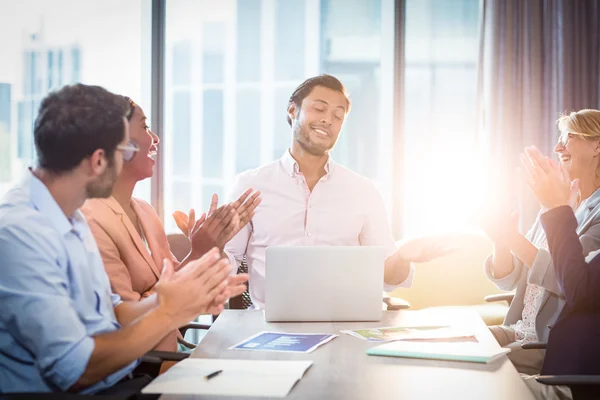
482, 109, 600, 375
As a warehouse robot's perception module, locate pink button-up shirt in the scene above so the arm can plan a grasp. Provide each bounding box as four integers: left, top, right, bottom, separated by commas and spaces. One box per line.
224, 151, 414, 309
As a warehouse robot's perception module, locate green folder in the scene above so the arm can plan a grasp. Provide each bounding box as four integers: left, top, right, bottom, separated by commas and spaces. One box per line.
367, 340, 510, 364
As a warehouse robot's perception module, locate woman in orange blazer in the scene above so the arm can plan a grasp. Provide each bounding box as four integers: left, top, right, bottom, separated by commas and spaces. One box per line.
82, 97, 260, 351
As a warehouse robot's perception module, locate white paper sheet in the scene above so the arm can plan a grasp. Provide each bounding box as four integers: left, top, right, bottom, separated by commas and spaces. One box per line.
141, 358, 313, 397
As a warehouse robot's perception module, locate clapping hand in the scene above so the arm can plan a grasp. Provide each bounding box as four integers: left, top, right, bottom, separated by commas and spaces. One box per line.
520, 146, 579, 211
172, 208, 203, 238
396, 235, 456, 263
224, 189, 262, 246
155, 248, 249, 325
478, 208, 520, 247
172, 189, 261, 256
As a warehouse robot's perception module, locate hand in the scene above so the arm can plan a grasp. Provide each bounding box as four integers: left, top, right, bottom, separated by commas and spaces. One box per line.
479, 209, 520, 247
173, 208, 205, 238
173, 189, 261, 256
172, 201, 228, 246
199, 190, 261, 250
221, 189, 261, 247
189, 204, 236, 256
208, 273, 249, 313
520, 146, 579, 210
395, 235, 456, 263
154, 248, 232, 328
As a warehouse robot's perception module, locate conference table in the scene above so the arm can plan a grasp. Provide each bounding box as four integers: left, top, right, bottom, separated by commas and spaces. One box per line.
161, 309, 535, 400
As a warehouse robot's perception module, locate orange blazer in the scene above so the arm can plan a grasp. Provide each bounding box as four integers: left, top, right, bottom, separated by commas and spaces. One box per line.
82, 197, 180, 351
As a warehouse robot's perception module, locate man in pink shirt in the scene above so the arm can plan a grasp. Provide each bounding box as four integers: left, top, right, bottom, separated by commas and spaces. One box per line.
225, 75, 443, 309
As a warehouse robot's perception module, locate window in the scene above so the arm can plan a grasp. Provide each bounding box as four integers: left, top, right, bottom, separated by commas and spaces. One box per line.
171, 91, 192, 176
321, 0, 396, 211
0, 0, 483, 239
164, 0, 395, 233
47, 51, 54, 90
0, 0, 151, 200
403, 0, 481, 236
274, 0, 305, 81
273, 86, 295, 160
202, 89, 224, 178
236, 0, 261, 83
202, 23, 226, 84
0, 84, 10, 182
235, 88, 260, 173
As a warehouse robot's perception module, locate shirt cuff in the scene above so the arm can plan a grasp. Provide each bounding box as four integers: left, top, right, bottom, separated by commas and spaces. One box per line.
110, 292, 123, 308
224, 250, 238, 275
483, 254, 520, 290
384, 262, 415, 292
46, 335, 95, 391
527, 247, 553, 287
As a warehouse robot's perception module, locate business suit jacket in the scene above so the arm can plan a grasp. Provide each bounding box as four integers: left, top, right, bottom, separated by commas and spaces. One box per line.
81, 197, 180, 351
484, 188, 600, 343
540, 206, 600, 375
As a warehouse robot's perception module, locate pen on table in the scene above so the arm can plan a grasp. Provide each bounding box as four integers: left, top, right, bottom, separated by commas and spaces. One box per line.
204, 370, 223, 380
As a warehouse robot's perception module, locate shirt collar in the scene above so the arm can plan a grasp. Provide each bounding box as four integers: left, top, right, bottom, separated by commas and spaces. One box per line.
280, 149, 335, 179
27, 170, 83, 236
583, 187, 600, 210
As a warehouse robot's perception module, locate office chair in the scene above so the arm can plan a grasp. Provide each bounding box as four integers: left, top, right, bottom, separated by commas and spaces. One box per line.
484, 292, 515, 306
2, 394, 157, 399
521, 342, 600, 400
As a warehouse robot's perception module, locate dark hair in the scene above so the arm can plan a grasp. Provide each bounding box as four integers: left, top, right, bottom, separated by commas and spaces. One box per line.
121, 96, 138, 121
34, 84, 130, 173
287, 74, 351, 126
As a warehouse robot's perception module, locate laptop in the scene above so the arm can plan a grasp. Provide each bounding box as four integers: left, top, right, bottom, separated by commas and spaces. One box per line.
264, 246, 385, 322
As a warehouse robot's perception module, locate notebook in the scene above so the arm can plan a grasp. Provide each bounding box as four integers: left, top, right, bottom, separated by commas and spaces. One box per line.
367, 340, 510, 364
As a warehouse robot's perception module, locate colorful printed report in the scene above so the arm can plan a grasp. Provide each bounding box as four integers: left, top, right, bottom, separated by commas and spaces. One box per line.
229, 331, 337, 353
341, 325, 477, 342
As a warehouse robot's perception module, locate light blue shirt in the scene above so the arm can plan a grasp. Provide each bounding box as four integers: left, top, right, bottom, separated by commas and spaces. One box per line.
0, 171, 138, 394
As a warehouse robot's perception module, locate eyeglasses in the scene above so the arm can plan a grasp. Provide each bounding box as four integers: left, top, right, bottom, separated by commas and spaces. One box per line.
558, 132, 577, 147
116, 141, 140, 162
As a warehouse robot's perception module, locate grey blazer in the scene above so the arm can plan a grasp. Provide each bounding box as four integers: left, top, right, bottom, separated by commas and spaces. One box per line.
484, 188, 600, 343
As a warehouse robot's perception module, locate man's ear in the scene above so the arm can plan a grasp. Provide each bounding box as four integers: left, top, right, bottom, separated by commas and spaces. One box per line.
288, 103, 297, 125
88, 149, 108, 177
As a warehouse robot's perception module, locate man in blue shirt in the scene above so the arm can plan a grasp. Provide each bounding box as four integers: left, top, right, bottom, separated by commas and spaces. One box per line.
0, 84, 248, 395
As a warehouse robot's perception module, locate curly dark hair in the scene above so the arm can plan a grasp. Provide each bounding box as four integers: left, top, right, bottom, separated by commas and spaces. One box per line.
34, 84, 131, 173
286, 74, 351, 126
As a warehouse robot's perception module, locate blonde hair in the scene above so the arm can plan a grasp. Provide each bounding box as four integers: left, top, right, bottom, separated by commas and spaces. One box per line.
557, 109, 600, 177
557, 109, 600, 139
